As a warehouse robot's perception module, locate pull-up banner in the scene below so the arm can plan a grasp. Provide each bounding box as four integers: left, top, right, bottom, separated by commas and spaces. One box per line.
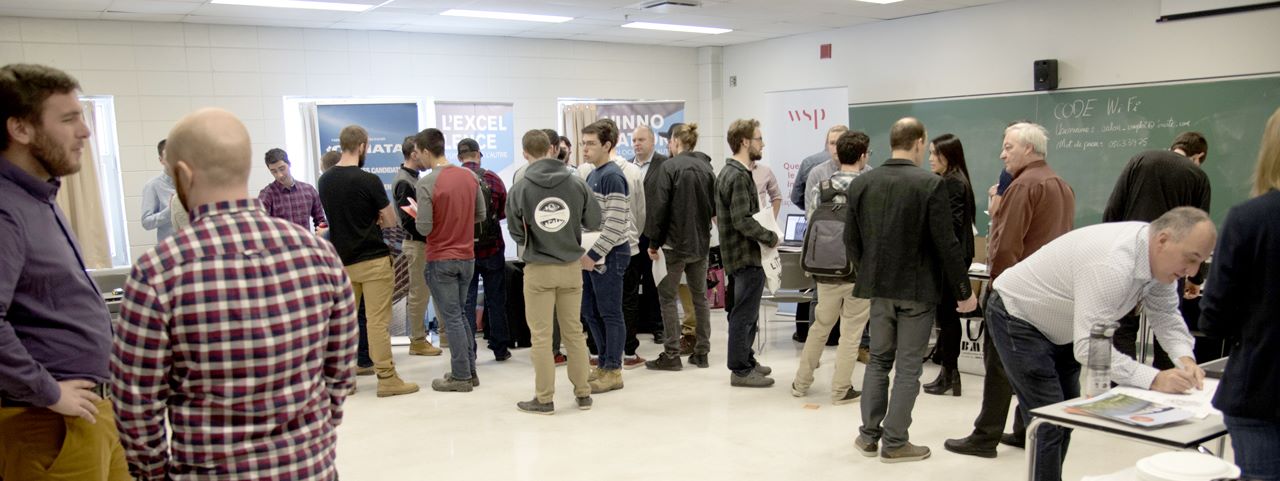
435, 102, 517, 186
316, 102, 419, 202
596, 101, 685, 160
763, 86, 849, 219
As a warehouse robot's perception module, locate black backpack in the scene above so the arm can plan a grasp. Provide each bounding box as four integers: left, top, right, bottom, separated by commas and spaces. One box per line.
473, 168, 503, 250
801, 180, 854, 279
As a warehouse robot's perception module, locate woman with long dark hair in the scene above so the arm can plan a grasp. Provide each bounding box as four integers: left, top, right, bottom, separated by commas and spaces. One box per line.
923, 133, 976, 396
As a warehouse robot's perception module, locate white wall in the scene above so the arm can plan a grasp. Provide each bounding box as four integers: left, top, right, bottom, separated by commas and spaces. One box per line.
0, 17, 700, 259
721, 0, 1280, 136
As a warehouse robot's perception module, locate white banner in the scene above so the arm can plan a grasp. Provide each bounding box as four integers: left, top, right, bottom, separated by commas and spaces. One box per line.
763, 86, 850, 219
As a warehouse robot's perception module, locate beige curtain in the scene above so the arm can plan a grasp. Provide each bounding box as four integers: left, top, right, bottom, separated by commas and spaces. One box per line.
561, 103, 598, 167
55, 101, 111, 269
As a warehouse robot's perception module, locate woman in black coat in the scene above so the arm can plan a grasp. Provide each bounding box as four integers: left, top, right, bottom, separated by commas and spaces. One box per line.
923, 133, 976, 396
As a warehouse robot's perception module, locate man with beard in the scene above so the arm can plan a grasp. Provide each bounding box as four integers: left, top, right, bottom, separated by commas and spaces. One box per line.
717, 118, 779, 388
0, 63, 131, 480
112, 108, 356, 480
318, 125, 419, 398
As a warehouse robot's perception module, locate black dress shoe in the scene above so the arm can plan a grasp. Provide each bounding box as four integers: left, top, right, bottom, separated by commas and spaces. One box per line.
652, 332, 665, 344
688, 353, 710, 368
1000, 433, 1025, 449
943, 436, 997, 458
792, 332, 806, 343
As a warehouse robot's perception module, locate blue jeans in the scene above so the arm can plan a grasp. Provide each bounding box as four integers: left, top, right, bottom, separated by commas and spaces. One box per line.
858, 298, 935, 449
356, 298, 372, 367
581, 246, 629, 370
726, 266, 764, 375
466, 253, 510, 353
427, 259, 476, 380
986, 292, 1079, 481
1224, 415, 1280, 480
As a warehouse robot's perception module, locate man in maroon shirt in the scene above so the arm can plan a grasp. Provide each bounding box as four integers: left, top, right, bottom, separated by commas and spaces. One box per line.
259, 148, 327, 232
458, 137, 512, 361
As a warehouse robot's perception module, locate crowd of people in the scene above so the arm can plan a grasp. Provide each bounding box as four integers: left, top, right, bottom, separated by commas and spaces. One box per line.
2, 62, 1278, 481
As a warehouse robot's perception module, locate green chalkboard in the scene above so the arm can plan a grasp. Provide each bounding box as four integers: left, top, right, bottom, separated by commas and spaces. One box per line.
848, 75, 1280, 235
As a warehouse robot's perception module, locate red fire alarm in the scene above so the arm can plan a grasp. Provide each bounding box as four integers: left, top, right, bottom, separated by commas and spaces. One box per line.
820, 43, 832, 59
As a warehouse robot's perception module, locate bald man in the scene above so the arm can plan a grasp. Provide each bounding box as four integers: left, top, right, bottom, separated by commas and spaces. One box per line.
112, 108, 357, 480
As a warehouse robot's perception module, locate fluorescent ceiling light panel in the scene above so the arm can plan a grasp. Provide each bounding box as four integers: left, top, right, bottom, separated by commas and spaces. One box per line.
853, 0, 904, 4
211, 0, 373, 12
440, 9, 573, 23
621, 22, 731, 34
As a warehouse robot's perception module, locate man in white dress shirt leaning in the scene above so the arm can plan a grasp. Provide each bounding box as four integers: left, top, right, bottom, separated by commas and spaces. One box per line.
987, 206, 1214, 481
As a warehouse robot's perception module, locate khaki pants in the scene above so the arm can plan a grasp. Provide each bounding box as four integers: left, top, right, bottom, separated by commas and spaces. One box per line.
679, 284, 696, 336
793, 282, 871, 398
0, 399, 132, 480
402, 240, 432, 343
525, 261, 591, 403
347, 256, 397, 377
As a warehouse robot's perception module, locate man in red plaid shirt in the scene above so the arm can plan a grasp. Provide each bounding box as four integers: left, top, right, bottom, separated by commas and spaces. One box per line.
113, 108, 357, 480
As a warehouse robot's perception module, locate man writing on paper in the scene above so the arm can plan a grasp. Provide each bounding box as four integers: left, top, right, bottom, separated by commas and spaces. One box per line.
988, 207, 1213, 481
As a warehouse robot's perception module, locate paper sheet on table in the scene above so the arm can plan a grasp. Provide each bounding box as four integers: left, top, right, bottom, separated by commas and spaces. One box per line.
1111, 379, 1221, 419
580, 232, 606, 265
651, 248, 667, 284
752, 208, 783, 294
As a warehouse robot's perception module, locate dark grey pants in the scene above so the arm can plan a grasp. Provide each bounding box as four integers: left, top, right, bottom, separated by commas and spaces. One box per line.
657, 254, 711, 357
860, 298, 935, 450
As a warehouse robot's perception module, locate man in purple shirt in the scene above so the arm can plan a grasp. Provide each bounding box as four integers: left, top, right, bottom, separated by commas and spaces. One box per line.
259, 147, 328, 231
0, 63, 131, 480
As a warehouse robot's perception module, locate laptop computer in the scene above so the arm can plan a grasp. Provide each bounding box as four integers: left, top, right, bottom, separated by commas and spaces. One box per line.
781, 214, 806, 248
1201, 356, 1228, 379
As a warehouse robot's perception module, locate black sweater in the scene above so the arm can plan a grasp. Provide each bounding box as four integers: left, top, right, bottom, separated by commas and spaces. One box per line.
1200, 189, 1280, 421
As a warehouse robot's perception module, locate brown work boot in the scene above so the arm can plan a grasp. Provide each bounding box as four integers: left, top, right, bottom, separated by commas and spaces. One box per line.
679, 334, 696, 355
589, 369, 624, 394
409, 339, 442, 356
377, 373, 420, 398
858, 347, 870, 364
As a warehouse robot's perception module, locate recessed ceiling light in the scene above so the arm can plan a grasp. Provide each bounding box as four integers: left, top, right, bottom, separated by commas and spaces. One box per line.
854, 0, 904, 4
210, 0, 374, 12
440, 9, 573, 23
621, 21, 731, 34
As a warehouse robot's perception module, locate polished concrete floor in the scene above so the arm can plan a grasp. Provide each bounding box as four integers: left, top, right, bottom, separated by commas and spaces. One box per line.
336, 309, 1192, 481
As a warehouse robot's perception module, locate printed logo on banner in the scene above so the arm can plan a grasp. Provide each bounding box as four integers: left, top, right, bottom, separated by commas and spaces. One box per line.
595, 102, 685, 160
316, 103, 419, 202
787, 108, 828, 130
534, 197, 571, 232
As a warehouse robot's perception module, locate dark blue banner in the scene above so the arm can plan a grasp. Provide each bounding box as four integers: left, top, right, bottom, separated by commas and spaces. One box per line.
316, 102, 419, 202
596, 101, 685, 160
435, 102, 516, 185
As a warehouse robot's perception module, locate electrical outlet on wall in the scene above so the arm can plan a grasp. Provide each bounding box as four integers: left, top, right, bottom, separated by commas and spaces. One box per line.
729, 75, 737, 87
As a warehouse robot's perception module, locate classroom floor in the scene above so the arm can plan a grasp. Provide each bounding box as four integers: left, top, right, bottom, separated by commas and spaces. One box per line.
335, 308, 1207, 481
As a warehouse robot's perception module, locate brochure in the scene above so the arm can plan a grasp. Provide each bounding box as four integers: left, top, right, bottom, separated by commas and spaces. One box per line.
1064, 391, 1194, 428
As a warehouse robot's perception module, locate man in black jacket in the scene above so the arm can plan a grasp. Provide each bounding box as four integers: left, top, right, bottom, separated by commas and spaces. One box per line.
1103, 132, 1213, 369
626, 125, 668, 348
644, 123, 715, 371
845, 117, 977, 463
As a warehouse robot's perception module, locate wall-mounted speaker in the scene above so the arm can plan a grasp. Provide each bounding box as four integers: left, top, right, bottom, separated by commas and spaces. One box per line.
1034, 59, 1059, 91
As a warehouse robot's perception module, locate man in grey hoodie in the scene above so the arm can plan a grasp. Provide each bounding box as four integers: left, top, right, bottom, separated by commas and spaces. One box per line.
508, 129, 602, 415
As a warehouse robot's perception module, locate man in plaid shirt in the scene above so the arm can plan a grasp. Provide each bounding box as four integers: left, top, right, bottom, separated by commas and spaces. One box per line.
113, 108, 357, 480
258, 148, 327, 232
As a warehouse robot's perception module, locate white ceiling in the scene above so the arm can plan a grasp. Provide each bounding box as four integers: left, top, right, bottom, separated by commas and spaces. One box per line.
0, 0, 1009, 47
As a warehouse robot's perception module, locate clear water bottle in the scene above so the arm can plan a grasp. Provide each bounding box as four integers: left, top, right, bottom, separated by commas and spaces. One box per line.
1086, 322, 1119, 397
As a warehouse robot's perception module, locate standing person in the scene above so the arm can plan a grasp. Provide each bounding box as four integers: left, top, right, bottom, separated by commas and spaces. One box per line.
1103, 132, 1213, 369
990, 208, 1213, 481
458, 137, 513, 361
644, 123, 716, 371
141, 138, 176, 242
752, 159, 783, 218
392, 136, 442, 357
945, 122, 1075, 458
579, 120, 633, 393
791, 130, 873, 404
796, 125, 852, 344
414, 129, 485, 393
318, 125, 418, 398
846, 117, 977, 463
791, 125, 850, 212
716, 119, 780, 388
113, 108, 356, 480
628, 125, 665, 346
508, 130, 601, 414
1200, 107, 1280, 481
922, 134, 976, 396
0, 63, 130, 481
258, 148, 327, 231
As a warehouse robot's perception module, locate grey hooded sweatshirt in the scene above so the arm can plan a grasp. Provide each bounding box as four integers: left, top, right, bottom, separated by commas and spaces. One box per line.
507, 158, 602, 264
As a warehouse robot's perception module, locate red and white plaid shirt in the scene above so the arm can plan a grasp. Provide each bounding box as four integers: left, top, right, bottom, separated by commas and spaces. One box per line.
113, 199, 356, 481
258, 180, 327, 230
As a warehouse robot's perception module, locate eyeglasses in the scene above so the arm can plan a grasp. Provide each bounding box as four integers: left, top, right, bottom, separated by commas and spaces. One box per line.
751, 137, 763, 142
